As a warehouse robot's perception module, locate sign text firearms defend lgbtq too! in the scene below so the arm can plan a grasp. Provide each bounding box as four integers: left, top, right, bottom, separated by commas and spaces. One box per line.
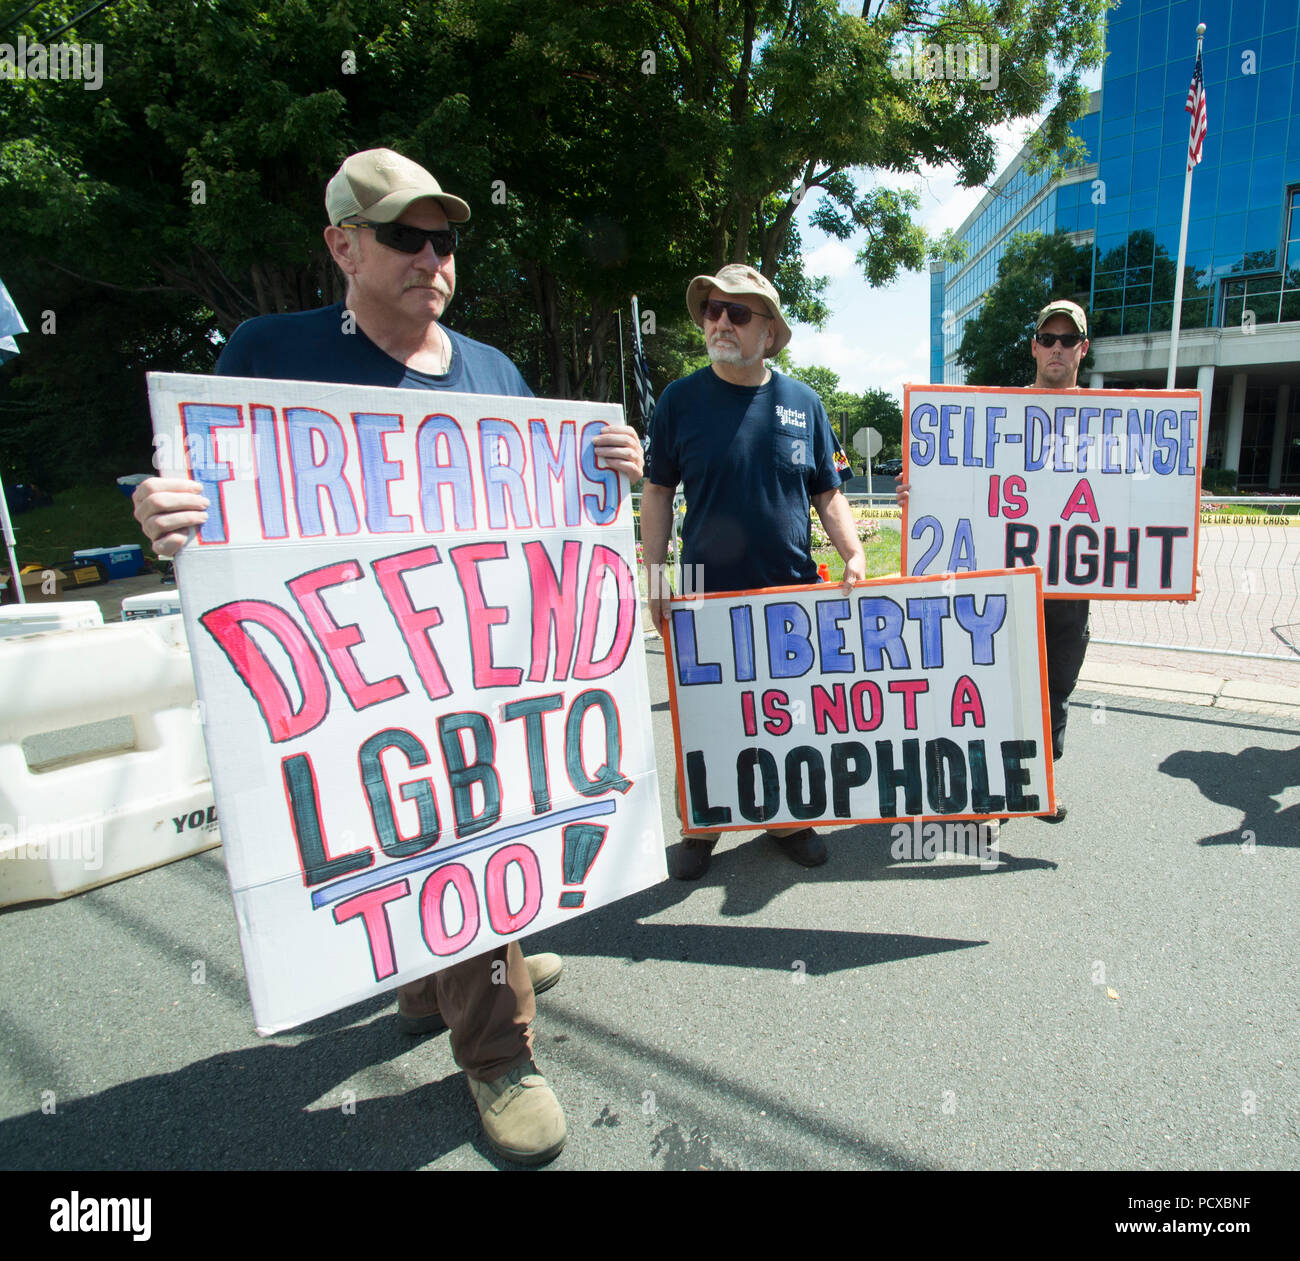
147, 373, 666, 1035
902, 385, 1202, 599
665, 569, 1053, 831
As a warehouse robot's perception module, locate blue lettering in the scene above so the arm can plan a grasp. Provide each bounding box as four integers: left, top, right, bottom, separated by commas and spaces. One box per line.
356, 413, 411, 533
765, 603, 815, 678
286, 407, 359, 537
857, 597, 910, 671
415, 414, 476, 532
906, 596, 951, 669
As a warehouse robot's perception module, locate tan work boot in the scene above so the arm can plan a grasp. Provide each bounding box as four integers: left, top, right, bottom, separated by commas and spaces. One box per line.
467, 1060, 567, 1165
398, 952, 565, 1036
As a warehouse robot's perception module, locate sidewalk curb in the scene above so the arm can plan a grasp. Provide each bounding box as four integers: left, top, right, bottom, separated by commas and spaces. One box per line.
1079, 661, 1300, 716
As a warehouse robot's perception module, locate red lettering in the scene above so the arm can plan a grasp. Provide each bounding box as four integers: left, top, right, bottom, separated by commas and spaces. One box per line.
332, 880, 411, 981
450, 542, 523, 688
484, 843, 543, 935
1060, 477, 1100, 523
950, 675, 986, 727
371, 545, 453, 701
888, 678, 929, 729
812, 683, 848, 734
287, 561, 407, 710
762, 689, 791, 736
419, 864, 479, 956
523, 539, 580, 682
199, 600, 329, 742
740, 691, 757, 737
1003, 474, 1028, 518
850, 680, 883, 731
572, 545, 637, 680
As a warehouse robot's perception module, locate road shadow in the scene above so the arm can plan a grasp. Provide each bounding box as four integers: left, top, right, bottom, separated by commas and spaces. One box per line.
529, 818, 1060, 973
0, 1013, 531, 1171
653, 819, 1055, 918
1158, 745, 1300, 848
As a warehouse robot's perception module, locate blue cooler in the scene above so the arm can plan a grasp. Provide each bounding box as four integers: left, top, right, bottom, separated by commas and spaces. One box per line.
73, 545, 144, 581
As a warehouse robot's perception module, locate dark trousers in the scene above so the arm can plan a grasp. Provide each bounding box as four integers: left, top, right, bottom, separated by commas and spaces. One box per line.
1043, 599, 1090, 761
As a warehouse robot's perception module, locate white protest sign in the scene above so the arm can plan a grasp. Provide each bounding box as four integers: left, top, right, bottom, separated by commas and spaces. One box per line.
147, 373, 666, 1035
665, 569, 1053, 829
902, 386, 1202, 599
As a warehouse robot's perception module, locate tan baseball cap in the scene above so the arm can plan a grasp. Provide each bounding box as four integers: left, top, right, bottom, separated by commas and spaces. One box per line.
1035, 299, 1088, 337
325, 148, 471, 226
686, 263, 792, 354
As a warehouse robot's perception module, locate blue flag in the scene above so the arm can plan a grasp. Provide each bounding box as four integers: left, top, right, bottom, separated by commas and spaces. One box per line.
0, 277, 27, 363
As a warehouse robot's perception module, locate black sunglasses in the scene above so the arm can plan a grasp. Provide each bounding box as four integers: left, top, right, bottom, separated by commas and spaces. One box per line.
1034, 331, 1086, 348
700, 298, 773, 326
342, 220, 458, 256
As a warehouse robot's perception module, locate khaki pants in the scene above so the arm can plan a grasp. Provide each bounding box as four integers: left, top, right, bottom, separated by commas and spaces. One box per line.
396, 942, 535, 1083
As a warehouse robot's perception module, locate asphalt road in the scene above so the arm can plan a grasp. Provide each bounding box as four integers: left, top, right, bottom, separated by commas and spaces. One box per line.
1, 636, 1297, 1172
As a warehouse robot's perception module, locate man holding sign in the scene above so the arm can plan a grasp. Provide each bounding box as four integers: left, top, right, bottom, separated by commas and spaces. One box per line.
134, 149, 645, 1166
641, 264, 866, 879
898, 299, 1093, 821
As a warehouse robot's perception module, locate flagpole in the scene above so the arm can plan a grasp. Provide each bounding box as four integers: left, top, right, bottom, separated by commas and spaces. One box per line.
0, 480, 23, 604
616, 308, 627, 415
1167, 22, 1206, 390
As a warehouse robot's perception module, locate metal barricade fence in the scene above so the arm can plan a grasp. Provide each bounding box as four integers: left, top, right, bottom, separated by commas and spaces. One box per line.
1088, 499, 1300, 662
631, 491, 1299, 662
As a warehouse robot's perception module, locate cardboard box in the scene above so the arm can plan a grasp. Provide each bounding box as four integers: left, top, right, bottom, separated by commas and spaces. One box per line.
67, 557, 107, 587
0, 567, 68, 604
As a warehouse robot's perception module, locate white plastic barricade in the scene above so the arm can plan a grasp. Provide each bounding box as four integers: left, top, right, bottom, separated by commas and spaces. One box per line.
122, 591, 182, 620
0, 601, 103, 639
0, 616, 220, 905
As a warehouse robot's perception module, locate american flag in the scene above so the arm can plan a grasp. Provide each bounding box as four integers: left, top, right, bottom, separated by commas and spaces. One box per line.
630, 295, 656, 452
1185, 51, 1207, 172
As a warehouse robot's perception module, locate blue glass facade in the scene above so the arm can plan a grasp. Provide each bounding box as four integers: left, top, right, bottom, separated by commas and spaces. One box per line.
934, 110, 1098, 381
1091, 0, 1300, 338
929, 0, 1300, 486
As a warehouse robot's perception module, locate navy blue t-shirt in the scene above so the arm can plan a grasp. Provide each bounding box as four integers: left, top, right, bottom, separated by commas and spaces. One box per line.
647, 367, 845, 592
216, 301, 531, 396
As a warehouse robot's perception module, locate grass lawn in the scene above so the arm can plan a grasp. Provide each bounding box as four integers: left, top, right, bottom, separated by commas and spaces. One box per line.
4, 483, 147, 568
815, 528, 902, 582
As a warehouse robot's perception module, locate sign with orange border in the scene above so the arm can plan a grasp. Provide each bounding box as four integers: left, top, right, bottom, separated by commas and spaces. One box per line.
902, 385, 1202, 600
664, 567, 1054, 832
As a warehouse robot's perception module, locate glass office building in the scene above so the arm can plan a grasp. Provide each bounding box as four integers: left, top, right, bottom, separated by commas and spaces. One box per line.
930, 0, 1300, 489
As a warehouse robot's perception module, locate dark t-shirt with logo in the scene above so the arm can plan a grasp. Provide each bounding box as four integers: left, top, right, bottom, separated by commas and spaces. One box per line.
647, 367, 845, 592
216, 301, 531, 397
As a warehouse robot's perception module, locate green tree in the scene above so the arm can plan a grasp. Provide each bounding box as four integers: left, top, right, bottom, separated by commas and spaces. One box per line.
854, 386, 903, 458
785, 362, 841, 409
954, 229, 1092, 386
1, 0, 1108, 487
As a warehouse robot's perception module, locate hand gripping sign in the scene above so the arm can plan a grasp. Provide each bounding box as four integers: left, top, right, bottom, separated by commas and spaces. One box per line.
902, 385, 1202, 599
147, 373, 666, 1034
665, 568, 1053, 830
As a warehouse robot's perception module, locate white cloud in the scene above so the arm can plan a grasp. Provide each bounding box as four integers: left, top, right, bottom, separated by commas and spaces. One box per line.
803, 237, 858, 279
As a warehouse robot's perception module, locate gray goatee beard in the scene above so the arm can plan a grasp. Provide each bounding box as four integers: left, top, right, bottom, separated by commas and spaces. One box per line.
708, 341, 765, 368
